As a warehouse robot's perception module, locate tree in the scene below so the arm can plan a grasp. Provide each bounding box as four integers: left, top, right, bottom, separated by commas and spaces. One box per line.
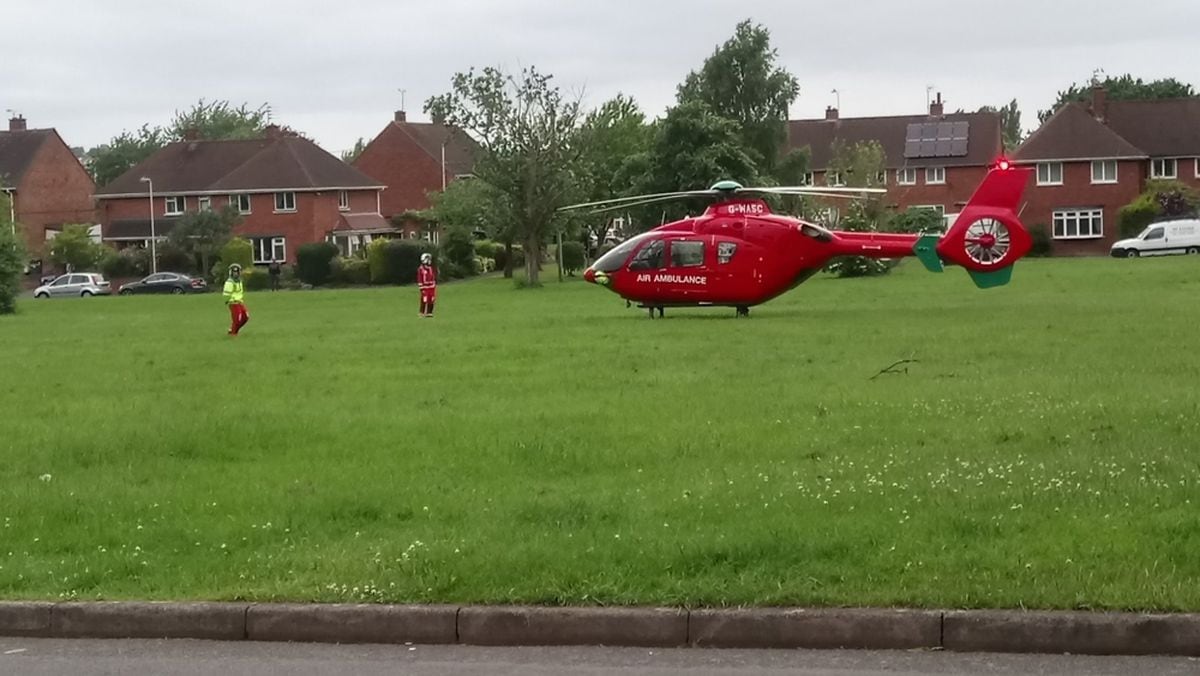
341, 137, 367, 163
623, 100, 761, 225
677, 19, 800, 175
978, 100, 1023, 152
426, 66, 583, 287
168, 205, 241, 279
0, 191, 24, 315
573, 95, 653, 246
417, 177, 506, 238
87, 99, 272, 186
1117, 180, 1200, 237
1038, 74, 1195, 123
49, 224, 104, 271
821, 141, 888, 277
440, 226, 477, 278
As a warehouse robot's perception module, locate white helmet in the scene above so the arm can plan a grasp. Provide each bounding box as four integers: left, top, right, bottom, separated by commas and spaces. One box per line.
420, 253, 432, 264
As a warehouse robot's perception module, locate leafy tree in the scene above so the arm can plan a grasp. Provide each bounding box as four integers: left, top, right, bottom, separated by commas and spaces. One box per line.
49, 224, 104, 271
821, 141, 889, 277
559, 241, 585, 275
978, 100, 1023, 151
87, 99, 272, 186
440, 226, 477, 278
295, 242, 339, 286
216, 237, 254, 280
888, 207, 945, 235
426, 66, 583, 287
623, 100, 761, 225
0, 192, 24, 315
677, 19, 799, 174
1038, 74, 1195, 123
1117, 180, 1200, 237
573, 94, 652, 245
168, 205, 241, 280
342, 137, 367, 163
417, 177, 506, 238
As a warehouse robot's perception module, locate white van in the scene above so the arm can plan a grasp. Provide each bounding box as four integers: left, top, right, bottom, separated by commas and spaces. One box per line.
1111, 219, 1200, 258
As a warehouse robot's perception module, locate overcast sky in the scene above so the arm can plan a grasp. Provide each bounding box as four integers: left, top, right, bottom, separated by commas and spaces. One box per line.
5, 0, 1199, 156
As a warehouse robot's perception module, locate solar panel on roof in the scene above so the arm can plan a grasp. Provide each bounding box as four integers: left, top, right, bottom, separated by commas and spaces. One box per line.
904, 121, 970, 159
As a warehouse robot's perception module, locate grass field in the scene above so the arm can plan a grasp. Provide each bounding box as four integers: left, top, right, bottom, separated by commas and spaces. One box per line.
2, 256, 1200, 611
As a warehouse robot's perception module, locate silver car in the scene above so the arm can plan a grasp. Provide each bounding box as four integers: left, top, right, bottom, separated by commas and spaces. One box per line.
34, 273, 112, 298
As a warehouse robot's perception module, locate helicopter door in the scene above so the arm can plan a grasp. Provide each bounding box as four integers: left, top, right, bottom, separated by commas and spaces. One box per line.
665, 238, 709, 300
626, 239, 666, 298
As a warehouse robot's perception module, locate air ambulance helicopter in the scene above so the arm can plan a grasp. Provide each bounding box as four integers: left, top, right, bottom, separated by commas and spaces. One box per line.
559, 160, 1032, 318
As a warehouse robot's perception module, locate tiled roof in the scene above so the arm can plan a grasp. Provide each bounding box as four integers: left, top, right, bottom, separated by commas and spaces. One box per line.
97, 133, 384, 197
393, 122, 477, 176
103, 218, 182, 240
787, 112, 1001, 170
333, 213, 394, 233
0, 129, 52, 187
1105, 98, 1200, 157
1013, 103, 1146, 162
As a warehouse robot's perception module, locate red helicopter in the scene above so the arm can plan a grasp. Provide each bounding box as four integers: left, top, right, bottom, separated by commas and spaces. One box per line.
563, 160, 1032, 317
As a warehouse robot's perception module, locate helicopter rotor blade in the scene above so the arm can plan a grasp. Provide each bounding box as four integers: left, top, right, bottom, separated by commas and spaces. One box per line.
576, 193, 720, 215
558, 190, 715, 212
750, 186, 888, 196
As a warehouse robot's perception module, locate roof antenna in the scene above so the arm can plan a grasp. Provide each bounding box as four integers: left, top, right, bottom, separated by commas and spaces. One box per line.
831, 89, 840, 110
398, 88, 407, 113
1090, 68, 1106, 86
926, 85, 935, 109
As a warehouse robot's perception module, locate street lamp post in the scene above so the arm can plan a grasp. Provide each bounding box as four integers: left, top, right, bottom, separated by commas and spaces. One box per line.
140, 177, 157, 273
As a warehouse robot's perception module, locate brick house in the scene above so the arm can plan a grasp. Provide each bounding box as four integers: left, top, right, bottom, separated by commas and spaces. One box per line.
786, 95, 1003, 223
95, 126, 387, 265
0, 115, 97, 258
1013, 88, 1200, 255
352, 111, 476, 242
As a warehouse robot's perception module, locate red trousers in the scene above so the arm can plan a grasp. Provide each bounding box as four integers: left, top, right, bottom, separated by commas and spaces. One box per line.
420, 288, 436, 315
228, 303, 249, 335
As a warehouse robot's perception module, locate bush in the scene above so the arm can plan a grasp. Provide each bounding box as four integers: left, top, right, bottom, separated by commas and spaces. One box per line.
1028, 223, 1052, 257
368, 238, 438, 285
100, 247, 150, 279
441, 227, 477, 278
493, 244, 524, 272
49, 224, 104, 272
559, 241, 585, 275
333, 257, 371, 285
1118, 194, 1160, 238
296, 242, 339, 286
889, 208, 945, 234
474, 240, 500, 259
241, 268, 270, 291
156, 242, 194, 275
217, 237, 254, 275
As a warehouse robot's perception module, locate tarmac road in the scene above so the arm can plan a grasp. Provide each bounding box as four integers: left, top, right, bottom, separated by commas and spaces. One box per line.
2, 639, 1198, 676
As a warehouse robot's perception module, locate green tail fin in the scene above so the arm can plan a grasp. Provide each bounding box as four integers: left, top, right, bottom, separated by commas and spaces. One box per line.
913, 234, 944, 273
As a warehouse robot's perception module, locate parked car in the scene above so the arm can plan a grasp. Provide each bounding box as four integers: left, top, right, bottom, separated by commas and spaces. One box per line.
1111, 219, 1200, 258
118, 272, 208, 295
33, 273, 112, 298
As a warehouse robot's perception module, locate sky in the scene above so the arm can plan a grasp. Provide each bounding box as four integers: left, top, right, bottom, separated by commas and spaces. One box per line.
4, 0, 1199, 157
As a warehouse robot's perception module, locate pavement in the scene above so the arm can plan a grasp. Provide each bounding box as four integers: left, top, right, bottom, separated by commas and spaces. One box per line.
3, 639, 1199, 676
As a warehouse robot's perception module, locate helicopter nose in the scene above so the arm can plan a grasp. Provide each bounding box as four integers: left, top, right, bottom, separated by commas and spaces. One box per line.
583, 268, 596, 284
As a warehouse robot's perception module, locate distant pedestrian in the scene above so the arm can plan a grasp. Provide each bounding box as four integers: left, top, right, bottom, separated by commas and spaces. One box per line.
268, 258, 281, 291
223, 263, 250, 336
417, 253, 436, 318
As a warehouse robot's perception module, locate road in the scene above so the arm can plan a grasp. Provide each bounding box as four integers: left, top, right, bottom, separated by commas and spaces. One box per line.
1, 639, 1197, 676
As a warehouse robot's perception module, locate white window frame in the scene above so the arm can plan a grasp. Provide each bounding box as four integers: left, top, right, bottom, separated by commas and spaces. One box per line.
874, 170, 887, 187
1091, 160, 1118, 185
1195, 158, 1200, 178
1052, 208, 1104, 240
229, 193, 252, 215
827, 171, 846, 187
913, 204, 945, 215
164, 196, 185, 216
897, 168, 917, 185
1036, 162, 1063, 186
925, 166, 946, 185
338, 190, 350, 211
1151, 158, 1177, 180
799, 172, 814, 186
197, 196, 212, 211
274, 192, 297, 213
251, 236, 287, 264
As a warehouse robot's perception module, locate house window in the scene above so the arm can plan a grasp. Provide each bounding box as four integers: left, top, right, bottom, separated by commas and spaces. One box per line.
800, 172, 814, 186
1151, 158, 1177, 179
827, 172, 845, 187
874, 171, 887, 186
1091, 161, 1118, 184
164, 196, 185, 215
897, 168, 917, 185
338, 190, 350, 211
1037, 162, 1063, 186
925, 167, 946, 185
229, 194, 251, 214
198, 196, 212, 211
408, 231, 417, 239
274, 192, 297, 212
913, 205, 945, 215
1052, 208, 1103, 240
1196, 158, 1200, 178
251, 236, 287, 263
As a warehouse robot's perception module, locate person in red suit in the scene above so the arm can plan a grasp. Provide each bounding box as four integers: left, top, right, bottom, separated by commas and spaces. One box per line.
417, 253, 437, 318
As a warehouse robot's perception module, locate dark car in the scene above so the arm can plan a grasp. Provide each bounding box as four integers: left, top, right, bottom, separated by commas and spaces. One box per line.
118, 272, 208, 295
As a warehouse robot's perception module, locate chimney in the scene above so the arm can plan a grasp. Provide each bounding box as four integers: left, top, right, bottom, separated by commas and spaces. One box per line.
929, 92, 944, 117
1090, 85, 1108, 122
182, 127, 199, 141
824, 106, 839, 121
8, 115, 26, 132
395, 110, 407, 123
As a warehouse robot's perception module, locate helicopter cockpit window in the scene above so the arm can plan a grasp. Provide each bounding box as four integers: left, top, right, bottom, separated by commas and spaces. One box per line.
717, 242, 737, 264
628, 240, 665, 271
670, 241, 704, 267
591, 234, 650, 273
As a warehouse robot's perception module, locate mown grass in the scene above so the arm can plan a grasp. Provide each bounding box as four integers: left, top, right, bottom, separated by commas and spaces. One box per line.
2, 256, 1199, 611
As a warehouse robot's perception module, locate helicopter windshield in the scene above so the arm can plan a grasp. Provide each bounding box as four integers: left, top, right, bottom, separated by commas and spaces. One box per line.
591, 233, 656, 272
